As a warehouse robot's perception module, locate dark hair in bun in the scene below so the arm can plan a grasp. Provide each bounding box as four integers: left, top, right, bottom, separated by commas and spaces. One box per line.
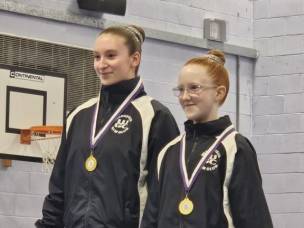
98, 24, 145, 74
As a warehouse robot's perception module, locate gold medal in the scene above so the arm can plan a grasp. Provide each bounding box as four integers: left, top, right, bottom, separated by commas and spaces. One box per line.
85, 154, 97, 172
178, 196, 194, 215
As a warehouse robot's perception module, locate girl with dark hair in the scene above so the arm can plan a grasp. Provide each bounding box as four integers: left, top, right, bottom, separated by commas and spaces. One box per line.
36, 25, 179, 228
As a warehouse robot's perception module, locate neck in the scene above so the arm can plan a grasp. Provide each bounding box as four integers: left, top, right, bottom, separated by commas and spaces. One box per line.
127, 70, 137, 79
193, 116, 218, 124
126, 73, 137, 80
193, 109, 219, 124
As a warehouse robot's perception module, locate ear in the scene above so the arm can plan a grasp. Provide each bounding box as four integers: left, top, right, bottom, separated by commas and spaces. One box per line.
215, 85, 226, 104
130, 51, 141, 68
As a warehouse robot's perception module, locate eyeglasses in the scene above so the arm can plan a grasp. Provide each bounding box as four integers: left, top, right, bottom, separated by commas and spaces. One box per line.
172, 83, 217, 97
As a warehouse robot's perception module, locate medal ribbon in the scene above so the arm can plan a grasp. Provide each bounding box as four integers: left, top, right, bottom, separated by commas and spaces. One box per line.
90, 78, 144, 150
179, 125, 235, 195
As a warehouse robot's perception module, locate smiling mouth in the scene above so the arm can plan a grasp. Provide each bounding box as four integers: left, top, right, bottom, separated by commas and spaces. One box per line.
183, 104, 195, 107
100, 72, 113, 77
183, 105, 197, 111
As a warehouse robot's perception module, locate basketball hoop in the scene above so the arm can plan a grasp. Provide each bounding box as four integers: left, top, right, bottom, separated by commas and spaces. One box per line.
20, 125, 63, 172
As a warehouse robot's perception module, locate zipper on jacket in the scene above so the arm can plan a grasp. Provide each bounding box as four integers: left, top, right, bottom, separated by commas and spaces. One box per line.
84, 172, 93, 227
179, 215, 184, 228
179, 190, 185, 228
181, 131, 198, 228
187, 131, 199, 167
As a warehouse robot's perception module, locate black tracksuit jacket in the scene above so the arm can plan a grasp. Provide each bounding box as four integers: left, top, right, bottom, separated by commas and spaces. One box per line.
141, 116, 273, 228
35, 77, 179, 228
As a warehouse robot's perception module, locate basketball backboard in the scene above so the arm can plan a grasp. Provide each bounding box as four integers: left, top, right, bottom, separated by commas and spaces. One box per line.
0, 64, 66, 162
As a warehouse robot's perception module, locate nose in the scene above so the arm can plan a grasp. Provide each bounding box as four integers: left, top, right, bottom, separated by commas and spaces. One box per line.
95, 57, 108, 70
179, 89, 191, 101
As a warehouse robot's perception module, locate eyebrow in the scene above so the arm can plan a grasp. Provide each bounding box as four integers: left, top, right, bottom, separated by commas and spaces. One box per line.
93, 49, 118, 54
178, 82, 201, 86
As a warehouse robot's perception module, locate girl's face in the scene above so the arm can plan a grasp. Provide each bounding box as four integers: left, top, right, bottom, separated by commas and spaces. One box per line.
177, 64, 225, 123
93, 33, 140, 86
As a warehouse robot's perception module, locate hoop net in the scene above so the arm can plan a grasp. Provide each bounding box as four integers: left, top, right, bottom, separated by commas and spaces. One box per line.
20, 126, 63, 172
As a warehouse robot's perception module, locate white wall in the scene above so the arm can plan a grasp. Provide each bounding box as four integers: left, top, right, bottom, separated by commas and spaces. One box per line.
0, 0, 254, 48
106, 0, 254, 48
253, 0, 304, 227
0, 1, 255, 227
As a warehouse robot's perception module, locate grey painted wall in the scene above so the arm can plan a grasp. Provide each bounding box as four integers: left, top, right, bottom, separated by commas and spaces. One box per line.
0, 0, 254, 48
0, 0, 257, 227
253, 0, 304, 227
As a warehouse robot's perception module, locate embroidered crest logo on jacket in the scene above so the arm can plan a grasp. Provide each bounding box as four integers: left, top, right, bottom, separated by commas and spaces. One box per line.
111, 115, 133, 134
201, 150, 221, 171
